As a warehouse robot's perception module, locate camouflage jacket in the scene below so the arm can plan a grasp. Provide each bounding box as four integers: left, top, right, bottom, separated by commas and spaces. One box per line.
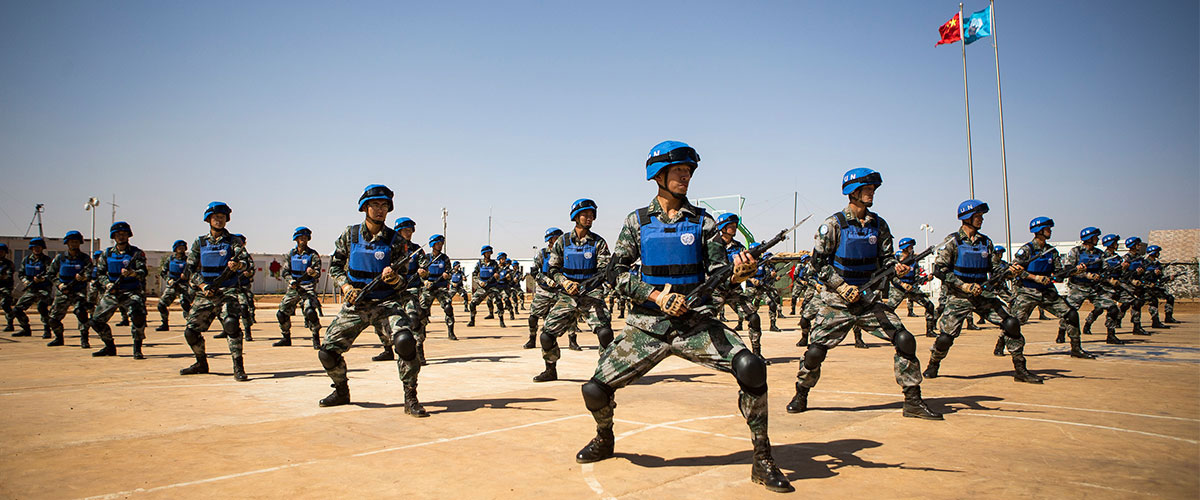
1014, 239, 1065, 287
329, 223, 410, 295
811, 206, 899, 294
0, 256, 13, 289
282, 246, 323, 288
49, 250, 93, 292
530, 247, 556, 290
187, 229, 251, 290
548, 229, 611, 288
20, 252, 54, 287
933, 228, 1004, 299
159, 253, 190, 284
99, 244, 149, 290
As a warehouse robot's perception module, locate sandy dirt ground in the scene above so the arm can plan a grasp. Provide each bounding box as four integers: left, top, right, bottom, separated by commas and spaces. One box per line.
1, 297, 1196, 499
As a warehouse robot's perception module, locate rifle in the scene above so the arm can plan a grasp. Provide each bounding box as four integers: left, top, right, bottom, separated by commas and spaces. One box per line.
981, 245, 1057, 291
681, 215, 812, 308
858, 234, 952, 304
345, 246, 424, 305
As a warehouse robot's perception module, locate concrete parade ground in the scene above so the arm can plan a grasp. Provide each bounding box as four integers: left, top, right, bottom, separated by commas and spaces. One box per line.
1, 298, 1196, 499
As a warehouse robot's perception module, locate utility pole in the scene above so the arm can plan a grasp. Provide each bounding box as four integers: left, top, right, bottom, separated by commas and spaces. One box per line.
107, 194, 119, 226
24, 204, 45, 238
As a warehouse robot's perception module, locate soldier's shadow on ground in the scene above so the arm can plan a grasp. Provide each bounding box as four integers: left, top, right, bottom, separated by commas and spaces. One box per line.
455, 335, 505, 340
424, 397, 557, 414
632, 373, 722, 386
937, 367, 1093, 381
814, 394, 1033, 416
616, 439, 961, 480
430, 355, 520, 365
246, 368, 367, 380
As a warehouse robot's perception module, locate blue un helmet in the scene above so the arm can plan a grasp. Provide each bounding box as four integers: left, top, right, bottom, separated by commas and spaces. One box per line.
110, 221, 133, 238
645, 140, 700, 180
63, 231, 83, 244
1079, 227, 1101, 242
173, 239, 187, 250
203, 201, 232, 222
497, 251, 508, 260
1029, 217, 1054, 234
800, 254, 811, 263
748, 242, 761, 251
1125, 236, 1141, 249
92, 250, 102, 258
233, 233, 246, 244
841, 167, 882, 195
544, 227, 563, 242
358, 184, 394, 212
570, 199, 597, 221
292, 227, 311, 241
715, 213, 740, 232
897, 237, 916, 251
428, 234, 445, 246
1146, 245, 1162, 257
29, 237, 46, 249
480, 245, 493, 255
0, 243, 7, 253
394, 217, 415, 231
994, 245, 1006, 254
1102, 234, 1120, 248
957, 199, 989, 220
453, 261, 461, 266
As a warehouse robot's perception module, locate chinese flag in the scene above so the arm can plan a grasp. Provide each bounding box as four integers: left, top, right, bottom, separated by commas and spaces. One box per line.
936, 13, 962, 46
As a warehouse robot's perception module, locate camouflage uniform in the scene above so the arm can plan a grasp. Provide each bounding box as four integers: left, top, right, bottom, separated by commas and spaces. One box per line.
796, 261, 822, 346
788, 263, 807, 315
157, 253, 193, 328
885, 258, 937, 336
47, 250, 93, 346
449, 266, 469, 311
1115, 249, 1149, 335
318, 224, 422, 410
89, 245, 150, 354
276, 246, 323, 346
1143, 255, 1175, 326
527, 245, 560, 348
468, 257, 508, 326
13, 252, 54, 337
418, 250, 457, 340
0, 254, 15, 331
712, 238, 755, 337
1008, 240, 1087, 351
508, 261, 525, 311
236, 262, 256, 339
1063, 244, 1121, 341
742, 260, 780, 355
539, 230, 613, 369
584, 198, 770, 452
370, 237, 423, 360
180, 230, 251, 371
794, 208, 925, 393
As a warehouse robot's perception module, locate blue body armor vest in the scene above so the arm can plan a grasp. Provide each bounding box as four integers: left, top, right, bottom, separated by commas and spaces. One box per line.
540, 248, 551, 274
426, 254, 449, 287
290, 251, 315, 282
478, 261, 497, 283
953, 235, 991, 284
451, 270, 463, 284
1021, 243, 1056, 290
167, 256, 187, 280
563, 236, 599, 281
831, 212, 879, 286
637, 208, 706, 288
24, 257, 50, 289
346, 225, 396, 301
199, 238, 238, 287
1070, 248, 1103, 286
106, 250, 139, 291
58, 254, 88, 291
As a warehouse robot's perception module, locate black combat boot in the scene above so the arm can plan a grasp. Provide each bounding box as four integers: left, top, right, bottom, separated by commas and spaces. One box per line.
498, 314, 506, 328
243, 326, 253, 342
403, 382, 429, 417
311, 331, 321, 349
155, 322, 169, 332
993, 336, 1006, 356
769, 320, 781, 332
1166, 312, 1179, 324
1012, 355, 1044, 383
132, 338, 145, 360
466, 317, 476, 327
319, 382, 350, 407
1069, 339, 1096, 359
2, 322, 12, 332
47, 333, 64, 347
1132, 324, 1150, 336
575, 427, 615, 463
750, 437, 794, 493
483, 313, 494, 320
795, 330, 808, 347
1105, 328, 1125, 345
853, 330, 867, 349
734, 320, 743, 331
372, 348, 394, 362
273, 333, 292, 347
1151, 319, 1167, 329
92, 339, 117, 357
965, 317, 980, 330
1055, 328, 1065, 344
568, 334, 582, 351
532, 361, 558, 382
751, 341, 771, 365
902, 386, 943, 420
179, 357, 209, 375
447, 324, 457, 341
232, 356, 248, 381
116, 318, 130, 326
80, 331, 90, 349
523, 334, 536, 349
12, 325, 30, 337
41, 326, 51, 339
786, 383, 809, 413
922, 358, 940, 378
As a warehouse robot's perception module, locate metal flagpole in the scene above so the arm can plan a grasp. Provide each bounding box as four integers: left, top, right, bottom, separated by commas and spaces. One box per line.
960, 3, 975, 198
991, 0, 1012, 259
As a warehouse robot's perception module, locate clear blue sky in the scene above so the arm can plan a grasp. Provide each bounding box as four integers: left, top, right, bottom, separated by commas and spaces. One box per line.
1, 0, 1196, 257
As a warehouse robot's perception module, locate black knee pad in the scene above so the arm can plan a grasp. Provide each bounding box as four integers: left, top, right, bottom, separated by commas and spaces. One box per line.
933, 333, 955, 352
393, 332, 417, 360
442, 304, 454, 316
407, 312, 421, 325
799, 317, 812, 330
539, 332, 558, 349
304, 312, 319, 324
1001, 316, 1022, 339
183, 328, 204, 347
892, 329, 917, 357
803, 344, 827, 370
221, 318, 241, 338
317, 347, 342, 370
595, 326, 614, 349
276, 310, 289, 323
747, 312, 762, 331
581, 378, 614, 412
731, 349, 767, 395
1064, 308, 1079, 326
158, 303, 169, 314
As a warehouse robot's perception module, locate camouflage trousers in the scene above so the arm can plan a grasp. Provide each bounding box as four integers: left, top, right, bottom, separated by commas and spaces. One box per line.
420, 285, 456, 330
1, 287, 13, 327
933, 293, 1025, 362
607, 291, 628, 317
749, 286, 780, 323
49, 287, 91, 337
469, 285, 508, 320
586, 313, 767, 440
451, 283, 469, 307
184, 289, 244, 358
1066, 284, 1117, 331
158, 282, 193, 324
886, 284, 937, 335
237, 289, 256, 330
1115, 286, 1145, 329
507, 286, 524, 309
1146, 287, 1174, 323
714, 286, 757, 343
277, 285, 321, 335
1010, 286, 1080, 341
789, 282, 808, 314
542, 288, 611, 363
530, 287, 556, 320
322, 297, 419, 385
13, 286, 52, 333
91, 289, 147, 342
797, 291, 923, 389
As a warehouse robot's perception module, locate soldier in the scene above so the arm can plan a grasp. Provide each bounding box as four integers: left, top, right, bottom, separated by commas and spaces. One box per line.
12, 238, 53, 338
393, 217, 429, 364
495, 253, 516, 321
1007, 217, 1095, 358
784, 167, 941, 421
233, 234, 256, 342
82, 250, 104, 346
526, 227, 563, 349
420, 234, 457, 341
47, 231, 93, 347
177, 203, 251, 381
747, 250, 783, 333
788, 259, 805, 316
275, 227, 323, 348
1083, 234, 1127, 335
887, 237, 938, 337
509, 258, 525, 311
88, 222, 150, 359
1062, 227, 1125, 345
315, 185, 426, 417
922, 200, 1043, 382
712, 214, 762, 354
156, 240, 193, 331
1144, 245, 1177, 327
467, 246, 506, 327
795, 255, 822, 347
0, 243, 15, 332
449, 261, 469, 312
1116, 237, 1151, 336
573, 141, 790, 492
532, 198, 615, 382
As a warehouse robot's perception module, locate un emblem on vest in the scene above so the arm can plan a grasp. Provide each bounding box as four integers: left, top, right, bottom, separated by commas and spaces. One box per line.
584, 252, 593, 259
680, 233, 696, 246
374, 251, 386, 260
218, 249, 227, 257
868, 235, 877, 245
